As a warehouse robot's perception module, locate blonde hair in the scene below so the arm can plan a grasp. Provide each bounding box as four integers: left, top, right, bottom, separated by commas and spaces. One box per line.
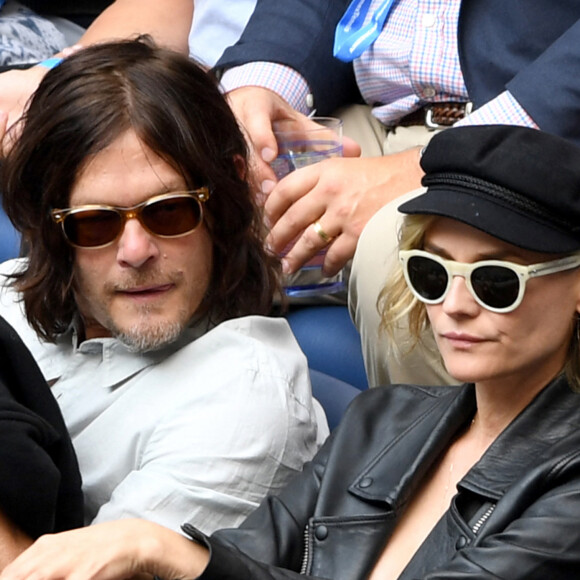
378, 215, 435, 356
565, 317, 580, 391
378, 214, 580, 391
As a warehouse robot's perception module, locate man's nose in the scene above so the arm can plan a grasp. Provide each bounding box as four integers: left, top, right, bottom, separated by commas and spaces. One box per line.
115, 218, 160, 268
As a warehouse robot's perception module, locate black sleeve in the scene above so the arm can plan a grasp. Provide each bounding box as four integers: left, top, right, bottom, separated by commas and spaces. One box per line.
0, 316, 83, 538
185, 434, 335, 580
215, 0, 362, 115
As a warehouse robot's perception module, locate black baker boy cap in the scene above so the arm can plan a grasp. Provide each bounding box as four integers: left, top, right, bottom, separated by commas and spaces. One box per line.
399, 125, 580, 253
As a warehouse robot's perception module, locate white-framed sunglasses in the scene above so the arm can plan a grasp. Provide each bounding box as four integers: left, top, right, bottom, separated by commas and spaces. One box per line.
399, 249, 580, 313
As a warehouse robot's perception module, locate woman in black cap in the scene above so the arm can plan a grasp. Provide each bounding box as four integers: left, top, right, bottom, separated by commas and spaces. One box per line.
5, 124, 580, 580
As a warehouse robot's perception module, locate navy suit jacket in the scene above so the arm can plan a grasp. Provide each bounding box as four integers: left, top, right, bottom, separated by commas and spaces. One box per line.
217, 0, 580, 145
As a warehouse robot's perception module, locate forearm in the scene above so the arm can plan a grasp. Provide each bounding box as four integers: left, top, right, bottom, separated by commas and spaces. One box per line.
76, 0, 193, 54
0, 509, 32, 570
0, 0, 193, 128
143, 522, 209, 580
0, 520, 209, 580
216, 0, 359, 115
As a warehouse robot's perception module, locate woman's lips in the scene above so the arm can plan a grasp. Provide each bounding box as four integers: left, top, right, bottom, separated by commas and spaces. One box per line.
440, 331, 486, 349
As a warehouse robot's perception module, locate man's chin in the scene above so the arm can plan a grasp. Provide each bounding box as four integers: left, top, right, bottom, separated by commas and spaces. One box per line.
115, 320, 185, 353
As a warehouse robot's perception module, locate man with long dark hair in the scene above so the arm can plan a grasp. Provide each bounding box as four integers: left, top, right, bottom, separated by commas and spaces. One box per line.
0, 37, 327, 534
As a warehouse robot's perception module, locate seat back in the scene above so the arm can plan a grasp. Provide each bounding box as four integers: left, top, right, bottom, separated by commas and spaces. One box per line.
309, 369, 360, 431
286, 305, 368, 390
0, 209, 20, 262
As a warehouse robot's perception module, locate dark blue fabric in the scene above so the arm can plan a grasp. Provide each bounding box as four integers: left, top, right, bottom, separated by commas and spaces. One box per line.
459, 0, 580, 145
286, 305, 368, 390
0, 315, 83, 537
0, 207, 20, 261
217, 0, 580, 145
309, 369, 360, 431
216, 0, 361, 116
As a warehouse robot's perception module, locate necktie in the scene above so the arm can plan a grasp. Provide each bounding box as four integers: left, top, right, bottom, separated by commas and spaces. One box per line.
334, 0, 396, 62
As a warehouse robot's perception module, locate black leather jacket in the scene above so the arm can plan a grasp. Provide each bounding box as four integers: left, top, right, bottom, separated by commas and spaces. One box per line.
190, 375, 580, 579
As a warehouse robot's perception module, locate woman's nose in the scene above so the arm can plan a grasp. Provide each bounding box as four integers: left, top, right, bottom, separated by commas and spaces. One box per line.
442, 275, 480, 316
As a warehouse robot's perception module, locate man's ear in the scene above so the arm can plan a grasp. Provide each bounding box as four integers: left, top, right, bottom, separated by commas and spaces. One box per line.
234, 153, 263, 199
233, 154, 247, 180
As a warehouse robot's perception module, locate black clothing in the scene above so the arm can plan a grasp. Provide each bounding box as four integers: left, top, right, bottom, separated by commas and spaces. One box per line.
192, 375, 580, 579
22, 0, 113, 27
0, 315, 83, 538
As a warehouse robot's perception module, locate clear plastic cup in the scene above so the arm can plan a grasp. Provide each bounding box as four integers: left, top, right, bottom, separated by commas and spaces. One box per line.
270, 117, 344, 298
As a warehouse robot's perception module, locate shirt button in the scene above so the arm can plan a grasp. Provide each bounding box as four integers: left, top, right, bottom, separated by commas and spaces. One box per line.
422, 13, 436, 27
359, 477, 373, 488
315, 525, 328, 540
456, 536, 468, 549
423, 86, 436, 98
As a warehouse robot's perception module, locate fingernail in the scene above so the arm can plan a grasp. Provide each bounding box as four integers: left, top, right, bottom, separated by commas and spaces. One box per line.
261, 147, 276, 163
281, 258, 291, 274
261, 179, 275, 194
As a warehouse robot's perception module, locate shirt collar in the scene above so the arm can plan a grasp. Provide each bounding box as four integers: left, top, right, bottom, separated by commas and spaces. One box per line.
44, 316, 212, 389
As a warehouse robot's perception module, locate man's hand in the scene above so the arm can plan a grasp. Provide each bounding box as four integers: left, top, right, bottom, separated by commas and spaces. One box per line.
226, 85, 418, 276
0, 520, 209, 580
265, 148, 425, 276
226, 86, 360, 197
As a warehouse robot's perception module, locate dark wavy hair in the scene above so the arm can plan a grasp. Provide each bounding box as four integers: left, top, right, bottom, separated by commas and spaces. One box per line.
1, 37, 281, 342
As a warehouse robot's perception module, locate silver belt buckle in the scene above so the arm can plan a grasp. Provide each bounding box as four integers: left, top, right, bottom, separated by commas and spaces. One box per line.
425, 102, 473, 130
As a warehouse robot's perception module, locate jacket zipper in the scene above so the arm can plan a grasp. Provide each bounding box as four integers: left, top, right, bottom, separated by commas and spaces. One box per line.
300, 524, 311, 575
471, 503, 496, 535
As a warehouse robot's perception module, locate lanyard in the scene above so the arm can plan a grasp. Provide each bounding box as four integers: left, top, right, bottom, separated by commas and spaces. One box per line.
334, 0, 396, 62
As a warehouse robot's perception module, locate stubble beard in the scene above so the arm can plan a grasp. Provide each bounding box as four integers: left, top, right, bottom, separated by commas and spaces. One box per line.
75, 269, 197, 352
115, 317, 185, 352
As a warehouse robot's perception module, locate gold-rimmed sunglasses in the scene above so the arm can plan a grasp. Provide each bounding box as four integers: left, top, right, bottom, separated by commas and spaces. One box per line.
51, 188, 210, 249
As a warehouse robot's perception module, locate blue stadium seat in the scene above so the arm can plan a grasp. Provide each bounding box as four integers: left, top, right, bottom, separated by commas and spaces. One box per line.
286, 305, 368, 391
0, 209, 20, 262
309, 369, 361, 431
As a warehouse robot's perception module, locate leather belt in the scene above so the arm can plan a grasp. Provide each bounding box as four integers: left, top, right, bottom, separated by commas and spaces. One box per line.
398, 102, 473, 130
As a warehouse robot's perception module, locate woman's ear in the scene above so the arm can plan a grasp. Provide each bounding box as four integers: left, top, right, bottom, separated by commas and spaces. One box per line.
574, 273, 580, 315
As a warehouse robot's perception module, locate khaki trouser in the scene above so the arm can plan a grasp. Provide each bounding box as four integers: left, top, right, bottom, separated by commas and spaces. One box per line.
339, 105, 457, 387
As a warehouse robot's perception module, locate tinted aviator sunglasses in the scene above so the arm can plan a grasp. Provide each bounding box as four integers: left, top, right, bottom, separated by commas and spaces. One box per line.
51, 188, 210, 249
399, 249, 580, 313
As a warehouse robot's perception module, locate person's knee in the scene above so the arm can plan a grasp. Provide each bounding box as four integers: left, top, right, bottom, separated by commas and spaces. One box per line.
349, 188, 425, 327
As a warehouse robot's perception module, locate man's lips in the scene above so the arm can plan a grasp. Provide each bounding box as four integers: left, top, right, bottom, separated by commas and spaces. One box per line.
117, 283, 174, 296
